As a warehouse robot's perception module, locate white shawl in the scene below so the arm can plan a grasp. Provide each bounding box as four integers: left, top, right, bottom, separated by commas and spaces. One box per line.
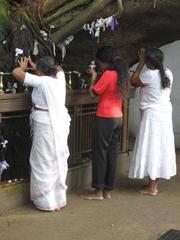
41, 71, 71, 186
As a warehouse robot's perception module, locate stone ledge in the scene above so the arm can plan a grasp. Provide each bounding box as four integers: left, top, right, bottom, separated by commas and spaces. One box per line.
0, 181, 30, 213
0, 153, 131, 213
0, 162, 92, 213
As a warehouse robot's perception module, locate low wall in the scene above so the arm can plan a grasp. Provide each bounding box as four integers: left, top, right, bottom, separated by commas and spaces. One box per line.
0, 181, 30, 213
0, 152, 132, 213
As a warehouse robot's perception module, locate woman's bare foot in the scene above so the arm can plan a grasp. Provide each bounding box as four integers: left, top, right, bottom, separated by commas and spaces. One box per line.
103, 190, 112, 199
81, 190, 104, 200
55, 208, 61, 211
138, 187, 158, 196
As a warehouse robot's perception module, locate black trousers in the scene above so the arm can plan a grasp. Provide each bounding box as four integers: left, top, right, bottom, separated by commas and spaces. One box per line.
92, 116, 122, 190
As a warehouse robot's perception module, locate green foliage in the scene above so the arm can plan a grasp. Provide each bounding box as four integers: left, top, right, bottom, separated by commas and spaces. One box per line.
0, 0, 9, 31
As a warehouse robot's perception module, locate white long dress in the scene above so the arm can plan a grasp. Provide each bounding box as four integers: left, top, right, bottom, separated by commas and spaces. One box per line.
129, 68, 176, 180
24, 71, 70, 211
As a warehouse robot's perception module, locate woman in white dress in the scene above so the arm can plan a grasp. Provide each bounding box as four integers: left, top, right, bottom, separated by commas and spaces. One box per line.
12, 56, 70, 210
128, 47, 176, 196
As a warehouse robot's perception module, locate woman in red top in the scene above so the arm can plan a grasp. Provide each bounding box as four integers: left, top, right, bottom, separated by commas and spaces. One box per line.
82, 46, 128, 200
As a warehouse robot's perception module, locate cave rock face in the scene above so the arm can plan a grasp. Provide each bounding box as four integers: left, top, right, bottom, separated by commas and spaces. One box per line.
129, 40, 180, 148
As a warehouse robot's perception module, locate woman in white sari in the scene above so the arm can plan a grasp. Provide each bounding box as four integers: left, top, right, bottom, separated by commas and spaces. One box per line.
12, 56, 70, 211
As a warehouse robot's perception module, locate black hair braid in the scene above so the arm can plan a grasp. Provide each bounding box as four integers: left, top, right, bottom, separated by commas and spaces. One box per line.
159, 62, 171, 89
145, 47, 170, 89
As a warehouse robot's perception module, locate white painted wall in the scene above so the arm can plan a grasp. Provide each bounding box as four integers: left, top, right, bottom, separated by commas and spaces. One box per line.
129, 40, 180, 148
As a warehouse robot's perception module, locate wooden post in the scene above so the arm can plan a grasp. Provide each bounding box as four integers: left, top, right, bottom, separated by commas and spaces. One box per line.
122, 99, 129, 152
121, 87, 135, 153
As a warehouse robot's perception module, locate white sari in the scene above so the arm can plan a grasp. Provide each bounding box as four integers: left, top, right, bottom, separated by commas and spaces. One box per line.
25, 71, 70, 211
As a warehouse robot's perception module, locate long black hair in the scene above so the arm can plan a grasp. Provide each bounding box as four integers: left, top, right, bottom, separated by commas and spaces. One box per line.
95, 46, 128, 94
145, 47, 170, 89
36, 56, 57, 77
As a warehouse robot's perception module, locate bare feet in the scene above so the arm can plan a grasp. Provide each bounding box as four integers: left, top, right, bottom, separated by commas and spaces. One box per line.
103, 190, 112, 199
138, 187, 158, 196
54, 206, 66, 211
55, 208, 61, 211
81, 190, 104, 200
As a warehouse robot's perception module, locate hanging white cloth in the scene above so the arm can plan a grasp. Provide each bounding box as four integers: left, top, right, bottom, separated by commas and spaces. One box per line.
32, 40, 39, 56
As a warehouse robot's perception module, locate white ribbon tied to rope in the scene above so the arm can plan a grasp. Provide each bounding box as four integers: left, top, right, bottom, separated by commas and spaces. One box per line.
15, 48, 23, 57
83, 15, 118, 42
58, 35, 74, 61
0, 140, 8, 148
32, 40, 39, 56
40, 30, 48, 40
154, 0, 157, 8
0, 161, 9, 175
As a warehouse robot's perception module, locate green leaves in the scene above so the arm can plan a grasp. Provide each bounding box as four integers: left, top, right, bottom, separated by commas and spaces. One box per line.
0, 0, 9, 31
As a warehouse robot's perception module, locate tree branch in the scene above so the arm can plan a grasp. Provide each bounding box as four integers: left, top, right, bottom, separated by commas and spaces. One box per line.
42, 0, 73, 15
50, 0, 112, 43
43, 0, 91, 25
50, 8, 83, 30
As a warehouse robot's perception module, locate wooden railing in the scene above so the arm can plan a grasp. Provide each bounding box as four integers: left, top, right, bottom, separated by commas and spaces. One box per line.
0, 89, 134, 180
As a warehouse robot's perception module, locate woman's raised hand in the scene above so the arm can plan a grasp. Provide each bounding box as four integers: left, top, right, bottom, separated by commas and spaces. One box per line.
87, 68, 97, 78
138, 48, 146, 64
18, 57, 29, 71
57, 65, 63, 72
28, 57, 36, 70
